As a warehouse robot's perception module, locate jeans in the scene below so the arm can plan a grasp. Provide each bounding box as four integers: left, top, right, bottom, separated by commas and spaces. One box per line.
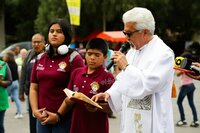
37, 112, 71, 133
0, 110, 6, 133
177, 83, 198, 122
7, 80, 22, 114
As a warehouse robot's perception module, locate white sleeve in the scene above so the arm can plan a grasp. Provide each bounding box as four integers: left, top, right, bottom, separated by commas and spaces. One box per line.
115, 51, 174, 99
106, 81, 122, 112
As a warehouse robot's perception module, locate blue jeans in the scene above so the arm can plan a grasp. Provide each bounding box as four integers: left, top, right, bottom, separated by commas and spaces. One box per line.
177, 83, 198, 122
7, 80, 22, 113
0, 110, 6, 133
37, 112, 71, 133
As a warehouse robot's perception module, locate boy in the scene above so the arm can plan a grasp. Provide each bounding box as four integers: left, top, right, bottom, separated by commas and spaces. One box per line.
42, 38, 115, 133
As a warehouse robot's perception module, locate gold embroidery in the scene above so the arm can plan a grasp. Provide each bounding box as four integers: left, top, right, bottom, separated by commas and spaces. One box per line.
134, 113, 142, 133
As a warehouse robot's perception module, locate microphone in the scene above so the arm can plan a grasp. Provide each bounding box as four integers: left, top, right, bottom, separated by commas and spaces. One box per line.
180, 58, 200, 74
106, 42, 131, 70
174, 56, 185, 68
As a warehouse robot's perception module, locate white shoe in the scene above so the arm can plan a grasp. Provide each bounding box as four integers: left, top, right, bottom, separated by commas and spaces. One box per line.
14, 113, 23, 119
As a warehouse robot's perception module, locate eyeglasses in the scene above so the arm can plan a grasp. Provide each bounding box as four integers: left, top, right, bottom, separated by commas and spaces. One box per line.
123, 30, 140, 37
33, 41, 42, 44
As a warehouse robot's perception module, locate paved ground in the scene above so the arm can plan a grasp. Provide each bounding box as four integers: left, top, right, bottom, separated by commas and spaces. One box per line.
4, 75, 200, 133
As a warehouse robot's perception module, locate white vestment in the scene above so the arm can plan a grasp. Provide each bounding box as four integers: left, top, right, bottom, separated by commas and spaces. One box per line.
107, 35, 175, 133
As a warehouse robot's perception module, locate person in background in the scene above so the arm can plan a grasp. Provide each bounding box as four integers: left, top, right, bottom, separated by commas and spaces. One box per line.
0, 59, 12, 133
187, 62, 200, 80
104, 47, 116, 119
15, 48, 28, 112
15, 48, 28, 113
3, 51, 23, 119
29, 18, 84, 133
15, 48, 28, 78
41, 38, 115, 133
12, 46, 20, 59
105, 48, 114, 73
176, 53, 199, 127
19, 33, 45, 133
92, 7, 175, 133
77, 43, 86, 63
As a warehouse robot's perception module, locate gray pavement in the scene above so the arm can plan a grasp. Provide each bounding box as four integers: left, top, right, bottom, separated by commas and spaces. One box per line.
4, 75, 200, 133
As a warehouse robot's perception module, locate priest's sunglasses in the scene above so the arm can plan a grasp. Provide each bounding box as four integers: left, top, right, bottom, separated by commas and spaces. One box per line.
123, 30, 140, 37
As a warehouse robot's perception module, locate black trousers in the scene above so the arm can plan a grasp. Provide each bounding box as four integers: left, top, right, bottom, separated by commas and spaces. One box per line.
28, 96, 37, 133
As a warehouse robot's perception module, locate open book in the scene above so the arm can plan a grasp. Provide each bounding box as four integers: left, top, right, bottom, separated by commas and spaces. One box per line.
63, 88, 103, 109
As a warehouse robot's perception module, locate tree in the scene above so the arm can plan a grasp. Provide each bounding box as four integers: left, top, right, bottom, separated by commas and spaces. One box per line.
5, 0, 39, 44
4, 0, 200, 46
75, 0, 136, 39
34, 0, 70, 38
0, 0, 6, 50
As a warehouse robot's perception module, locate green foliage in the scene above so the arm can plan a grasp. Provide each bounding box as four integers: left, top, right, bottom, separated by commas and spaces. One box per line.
34, 0, 70, 38
5, 0, 39, 43
0, 0, 5, 19
76, 0, 136, 38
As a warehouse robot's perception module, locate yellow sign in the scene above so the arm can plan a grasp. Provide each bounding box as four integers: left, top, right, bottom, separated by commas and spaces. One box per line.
66, 0, 81, 26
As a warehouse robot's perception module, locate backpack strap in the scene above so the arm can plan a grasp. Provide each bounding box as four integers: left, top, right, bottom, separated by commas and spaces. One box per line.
36, 52, 45, 60
69, 51, 80, 63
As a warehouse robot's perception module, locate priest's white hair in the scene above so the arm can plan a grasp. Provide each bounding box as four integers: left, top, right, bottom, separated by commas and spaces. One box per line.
122, 7, 155, 35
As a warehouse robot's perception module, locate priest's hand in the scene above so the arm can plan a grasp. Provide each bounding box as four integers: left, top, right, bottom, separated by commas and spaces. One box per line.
91, 92, 110, 102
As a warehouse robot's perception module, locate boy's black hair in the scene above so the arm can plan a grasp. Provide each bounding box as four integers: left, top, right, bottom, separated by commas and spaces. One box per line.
86, 38, 108, 55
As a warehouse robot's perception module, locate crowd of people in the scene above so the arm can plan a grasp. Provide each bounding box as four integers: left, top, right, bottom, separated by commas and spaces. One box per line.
0, 6, 200, 133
